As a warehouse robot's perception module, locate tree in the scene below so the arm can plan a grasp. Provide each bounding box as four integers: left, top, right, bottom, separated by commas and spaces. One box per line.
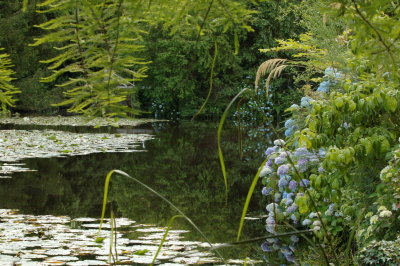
32, 0, 257, 118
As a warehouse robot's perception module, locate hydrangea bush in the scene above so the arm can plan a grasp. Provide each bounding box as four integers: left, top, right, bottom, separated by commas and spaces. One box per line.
259, 67, 400, 263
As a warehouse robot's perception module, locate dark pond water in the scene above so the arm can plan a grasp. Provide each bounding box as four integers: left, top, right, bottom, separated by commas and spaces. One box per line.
0, 121, 269, 263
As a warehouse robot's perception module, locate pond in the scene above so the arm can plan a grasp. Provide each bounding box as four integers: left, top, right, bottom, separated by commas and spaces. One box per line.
0, 118, 268, 265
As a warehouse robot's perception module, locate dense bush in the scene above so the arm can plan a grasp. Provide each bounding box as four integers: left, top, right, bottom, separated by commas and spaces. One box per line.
256, 0, 400, 264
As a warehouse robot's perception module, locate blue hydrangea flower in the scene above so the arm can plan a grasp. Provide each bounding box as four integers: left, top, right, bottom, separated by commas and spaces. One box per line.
318, 166, 325, 173
294, 147, 311, 158
261, 242, 273, 252
285, 128, 294, 137
277, 164, 290, 175
266, 159, 274, 167
300, 179, 310, 187
296, 158, 309, 173
286, 204, 297, 214
289, 104, 300, 110
317, 80, 331, 93
278, 176, 289, 188
288, 180, 298, 191
275, 156, 287, 165
265, 146, 278, 156
318, 148, 326, 157
302, 219, 312, 226
284, 119, 295, 128
300, 97, 312, 108
262, 187, 273, 196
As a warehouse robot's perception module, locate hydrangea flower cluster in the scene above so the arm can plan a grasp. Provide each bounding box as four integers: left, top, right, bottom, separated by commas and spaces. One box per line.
316, 67, 343, 93
260, 139, 326, 262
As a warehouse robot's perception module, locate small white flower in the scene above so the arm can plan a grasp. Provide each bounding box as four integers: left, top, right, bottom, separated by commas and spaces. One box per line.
309, 212, 317, 218
379, 210, 392, 218
313, 220, 321, 226
274, 139, 286, 146
378, 206, 388, 212
313, 226, 321, 231
370, 215, 379, 224
266, 203, 280, 213
260, 166, 273, 177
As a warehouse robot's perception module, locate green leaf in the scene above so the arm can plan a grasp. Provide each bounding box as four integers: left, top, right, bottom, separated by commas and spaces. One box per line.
386, 97, 398, 112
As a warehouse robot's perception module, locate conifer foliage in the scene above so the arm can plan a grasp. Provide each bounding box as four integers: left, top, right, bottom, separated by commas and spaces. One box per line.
32, 0, 148, 118
0, 48, 20, 115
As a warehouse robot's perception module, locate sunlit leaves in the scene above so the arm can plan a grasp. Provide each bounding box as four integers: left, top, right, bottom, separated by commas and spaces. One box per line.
0, 49, 20, 114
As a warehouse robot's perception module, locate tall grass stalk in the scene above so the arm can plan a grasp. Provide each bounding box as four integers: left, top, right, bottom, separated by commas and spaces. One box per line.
236, 157, 269, 241
151, 215, 184, 265
98, 169, 226, 264
218, 88, 249, 200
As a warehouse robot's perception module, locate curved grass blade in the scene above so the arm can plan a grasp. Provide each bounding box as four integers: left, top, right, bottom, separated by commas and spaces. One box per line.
98, 169, 226, 264
151, 215, 184, 265
237, 157, 269, 241
192, 41, 218, 120
218, 88, 249, 199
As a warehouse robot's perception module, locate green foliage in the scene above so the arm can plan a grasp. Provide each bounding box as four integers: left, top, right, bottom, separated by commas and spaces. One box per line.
0, 0, 62, 114
0, 48, 20, 115
33, 0, 148, 118
357, 236, 400, 266
138, 0, 304, 119
257, 0, 400, 263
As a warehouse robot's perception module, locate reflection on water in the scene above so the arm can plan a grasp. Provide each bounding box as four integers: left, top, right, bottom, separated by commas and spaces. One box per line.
0, 121, 267, 262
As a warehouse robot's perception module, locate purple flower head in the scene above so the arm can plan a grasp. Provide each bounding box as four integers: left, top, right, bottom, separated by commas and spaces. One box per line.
274, 156, 287, 165
262, 187, 273, 196
308, 154, 320, 163
284, 252, 296, 263
290, 214, 298, 222
294, 147, 311, 159
277, 164, 290, 176
300, 179, 310, 187
285, 199, 294, 206
288, 180, 298, 191
278, 176, 289, 188
265, 146, 278, 156
266, 159, 274, 167
286, 204, 297, 214
296, 158, 309, 173
261, 242, 273, 252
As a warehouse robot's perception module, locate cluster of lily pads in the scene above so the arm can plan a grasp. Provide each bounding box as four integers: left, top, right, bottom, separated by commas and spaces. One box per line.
0, 209, 259, 265
0, 116, 159, 127
0, 129, 153, 176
